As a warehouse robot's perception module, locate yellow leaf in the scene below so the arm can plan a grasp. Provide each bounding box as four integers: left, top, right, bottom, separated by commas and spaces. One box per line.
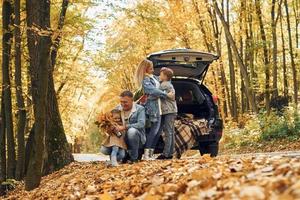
99, 192, 113, 200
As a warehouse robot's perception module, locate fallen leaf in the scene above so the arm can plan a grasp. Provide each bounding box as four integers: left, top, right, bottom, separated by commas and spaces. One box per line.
239, 186, 265, 200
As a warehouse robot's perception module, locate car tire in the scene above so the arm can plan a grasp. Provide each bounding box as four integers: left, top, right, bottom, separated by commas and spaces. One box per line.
198, 141, 219, 157
198, 142, 209, 156
208, 142, 219, 157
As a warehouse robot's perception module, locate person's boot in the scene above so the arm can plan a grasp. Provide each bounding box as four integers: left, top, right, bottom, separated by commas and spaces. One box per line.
111, 156, 119, 167
143, 148, 151, 160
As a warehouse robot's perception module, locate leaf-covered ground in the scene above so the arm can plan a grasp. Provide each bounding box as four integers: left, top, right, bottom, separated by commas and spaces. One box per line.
4, 153, 300, 200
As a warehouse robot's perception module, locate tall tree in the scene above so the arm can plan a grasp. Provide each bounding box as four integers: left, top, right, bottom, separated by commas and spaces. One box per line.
244, 0, 256, 113
205, 0, 230, 119
25, 0, 51, 190
2, 0, 16, 179
0, 94, 6, 194
292, 0, 299, 57
284, 0, 298, 105
212, 0, 258, 113
271, 0, 282, 98
192, 0, 214, 52
24, 0, 73, 176
255, 0, 271, 113
43, 0, 74, 175
279, 6, 288, 98
225, 0, 237, 120
14, 0, 27, 181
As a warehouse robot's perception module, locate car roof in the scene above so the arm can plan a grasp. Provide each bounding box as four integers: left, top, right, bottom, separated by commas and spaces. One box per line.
147, 48, 219, 61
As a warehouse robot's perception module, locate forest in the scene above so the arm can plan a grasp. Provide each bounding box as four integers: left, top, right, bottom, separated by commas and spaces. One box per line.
0, 0, 299, 194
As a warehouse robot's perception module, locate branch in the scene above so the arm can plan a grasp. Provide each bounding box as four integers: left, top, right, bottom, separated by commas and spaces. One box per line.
50, 0, 69, 71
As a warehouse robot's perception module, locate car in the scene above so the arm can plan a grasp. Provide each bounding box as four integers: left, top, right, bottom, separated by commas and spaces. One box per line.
147, 48, 223, 157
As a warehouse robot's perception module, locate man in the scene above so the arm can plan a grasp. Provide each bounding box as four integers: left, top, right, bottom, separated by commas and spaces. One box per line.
115, 90, 146, 163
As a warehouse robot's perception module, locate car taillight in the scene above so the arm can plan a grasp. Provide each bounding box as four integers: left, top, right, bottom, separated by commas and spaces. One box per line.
212, 95, 218, 104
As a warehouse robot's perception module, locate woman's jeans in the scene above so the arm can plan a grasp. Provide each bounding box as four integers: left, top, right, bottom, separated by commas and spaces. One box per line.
100, 145, 125, 162
157, 113, 176, 157
145, 115, 161, 149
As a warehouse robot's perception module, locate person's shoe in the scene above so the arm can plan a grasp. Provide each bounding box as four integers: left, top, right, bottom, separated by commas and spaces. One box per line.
111, 156, 119, 167
149, 149, 156, 160
143, 149, 151, 160
156, 154, 173, 160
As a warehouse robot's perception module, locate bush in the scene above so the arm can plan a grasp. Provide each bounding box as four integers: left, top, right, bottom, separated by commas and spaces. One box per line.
259, 107, 300, 141
222, 106, 300, 149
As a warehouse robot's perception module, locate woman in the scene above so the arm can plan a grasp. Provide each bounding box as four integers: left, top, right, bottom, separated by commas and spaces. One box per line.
135, 59, 174, 160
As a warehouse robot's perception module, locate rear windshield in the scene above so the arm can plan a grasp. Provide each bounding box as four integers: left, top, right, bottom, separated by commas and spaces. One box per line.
153, 60, 209, 68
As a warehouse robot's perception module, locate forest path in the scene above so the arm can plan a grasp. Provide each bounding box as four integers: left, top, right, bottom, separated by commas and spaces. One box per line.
73, 150, 300, 162
73, 153, 109, 162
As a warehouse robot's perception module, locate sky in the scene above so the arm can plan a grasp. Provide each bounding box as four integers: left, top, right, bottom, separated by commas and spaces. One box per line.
84, 0, 137, 52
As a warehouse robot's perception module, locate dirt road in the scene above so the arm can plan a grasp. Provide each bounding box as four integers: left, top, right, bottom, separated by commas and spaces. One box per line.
73, 150, 300, 162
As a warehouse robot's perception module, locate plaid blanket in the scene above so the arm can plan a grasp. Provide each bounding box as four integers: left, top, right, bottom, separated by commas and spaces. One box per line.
174, 116, 210, 158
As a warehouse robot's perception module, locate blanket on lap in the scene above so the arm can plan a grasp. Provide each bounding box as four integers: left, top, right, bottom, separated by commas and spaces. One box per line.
174, 116, 210, 158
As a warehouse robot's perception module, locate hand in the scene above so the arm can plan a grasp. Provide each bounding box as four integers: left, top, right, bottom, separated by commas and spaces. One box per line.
167, 91, 175, 100
208, 118, 215, 128
115, 125, 126, 132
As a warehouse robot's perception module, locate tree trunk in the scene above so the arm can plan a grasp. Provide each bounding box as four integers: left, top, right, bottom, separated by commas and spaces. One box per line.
284, 0, 298, 105
192, 0, 214, 52
280, 7, 288, 98
206, 0, 230, 119
240, 23, 249, 113
0, 93, 6, 195
293, 0, 299, 56
216, 2, 229, 119
2, 0, 16, 179
271, 0, 278, 98
14, 0, 27, 181
43, 0, 73, 175
25, 0, 51, 191
43, 74, 74, 175
247, 4, 257, 92
225, 0, 237, 119
255, 0, 271, 114
212, 0, 258, 113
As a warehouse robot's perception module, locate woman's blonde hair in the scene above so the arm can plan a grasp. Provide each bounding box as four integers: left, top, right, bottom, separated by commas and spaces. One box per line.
135, 59, 153, 86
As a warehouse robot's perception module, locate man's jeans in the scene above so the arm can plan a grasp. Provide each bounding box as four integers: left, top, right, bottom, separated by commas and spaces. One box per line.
100, 145, 126, 162
125, 128, 143, 161
145, 115, 161, 149
157, 113, 176, 157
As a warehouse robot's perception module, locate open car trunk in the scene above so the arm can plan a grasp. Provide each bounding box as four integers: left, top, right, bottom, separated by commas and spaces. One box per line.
148, 49, 218, 81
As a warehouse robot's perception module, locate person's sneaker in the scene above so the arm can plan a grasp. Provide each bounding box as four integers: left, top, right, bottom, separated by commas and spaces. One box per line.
143, 149, 151, 160
110, 156, 119, 167
156, 154, 172, 160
